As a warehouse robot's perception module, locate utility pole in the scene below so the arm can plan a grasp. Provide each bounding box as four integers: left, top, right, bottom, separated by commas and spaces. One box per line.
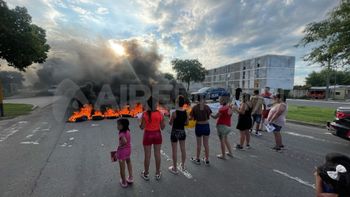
325, 58, 331, 100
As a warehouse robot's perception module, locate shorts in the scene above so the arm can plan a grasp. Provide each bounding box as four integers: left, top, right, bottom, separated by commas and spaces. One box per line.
143, 131, 162, 146
170, 129, 186, 142
195, 124, 210, 137
252, 114, 262, 123
216, 125, 231, 139
271, 123, 282, 132
116, 147, 131, 161
262, 110, 270, 119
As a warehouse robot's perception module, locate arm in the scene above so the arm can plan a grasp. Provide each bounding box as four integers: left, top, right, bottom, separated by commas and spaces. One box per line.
119, 136, 127, 147
315, 173, 338, 197
234, 103, 246, 114
160, 116, 166, 130
140, 117, 145, 130
211, 112, 220, 119
169, 111, 176, 126
269, 104, 286, 123
184, 113, 189, 126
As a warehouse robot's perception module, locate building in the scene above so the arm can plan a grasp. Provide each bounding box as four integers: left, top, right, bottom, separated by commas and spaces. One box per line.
203, 55, 295, 93
309, 85, 350, 100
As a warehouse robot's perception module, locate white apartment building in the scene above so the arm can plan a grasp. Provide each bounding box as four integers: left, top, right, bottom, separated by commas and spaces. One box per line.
203, 55, 295, 93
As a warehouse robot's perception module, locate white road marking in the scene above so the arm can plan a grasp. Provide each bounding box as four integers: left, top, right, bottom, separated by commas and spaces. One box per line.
91, 124, 99, 127
273, 169, 315, 189
26, 134, 34, 138
177, 164, 193, 179
18, 121, 28, 124
21, 141, 39, 145
285, 131, 345, 145
160, 150, 172, 161
69, 137, 74, 141
0, 129, 19, 142
66, 129, 79, 133
60, 143, 68, 147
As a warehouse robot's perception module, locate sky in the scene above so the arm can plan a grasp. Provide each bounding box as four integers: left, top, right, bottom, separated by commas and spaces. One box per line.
5, 0, 340, 85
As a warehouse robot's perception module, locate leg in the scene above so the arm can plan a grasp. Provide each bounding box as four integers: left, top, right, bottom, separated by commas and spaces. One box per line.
154, 144, 162, 175
179, 140, 186, 168
203, 136, 209, 160
196, 137, 202, 159
171, 142, 178, 170
224, 136, 232, 154
143, 145, 152, 175
219, 137, 226, 157
126, 158, 133, 178
274, 132, 283, 147
119, 160, 126, 183
245, 130, 251, 145
239, 131, 245, 146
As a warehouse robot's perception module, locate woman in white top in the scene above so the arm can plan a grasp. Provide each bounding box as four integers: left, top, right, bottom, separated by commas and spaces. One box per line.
267, 94, 287, 151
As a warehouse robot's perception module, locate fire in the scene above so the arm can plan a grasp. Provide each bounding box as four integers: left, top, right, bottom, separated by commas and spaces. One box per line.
68, 104, 93, 122
68, 103, 170, 122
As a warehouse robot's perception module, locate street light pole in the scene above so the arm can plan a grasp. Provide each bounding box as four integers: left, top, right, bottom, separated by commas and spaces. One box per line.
0, 80, 4, 117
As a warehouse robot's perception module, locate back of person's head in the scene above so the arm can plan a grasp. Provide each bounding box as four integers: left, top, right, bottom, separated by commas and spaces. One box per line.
254, 89, 259, 95
117, 118, 129, 132
242, 93, 251, 103
177, 95, 185, 108
220, 93, 230, 105
198, 95, 205, 103
265, 87, 270, 92
275, 94, 287, 102
318, 153, 350, 196
147, 96, 158, 111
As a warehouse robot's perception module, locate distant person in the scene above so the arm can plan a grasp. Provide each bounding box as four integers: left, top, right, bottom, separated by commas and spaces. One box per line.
233, 93, 253, 149
315, 153, 350, 197
234, 88, 242, 107
251, 89, 264, 136
140, 96, 165, 181
190, 95, 212, 165
211, 93, 234, 159
267, 94, 287, 151
116, 118, 133, 188
169, 95, 189, 174
261, 87, 273, 129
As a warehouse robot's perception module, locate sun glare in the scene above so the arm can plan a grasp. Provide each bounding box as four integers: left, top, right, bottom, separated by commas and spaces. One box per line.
109, 40, 126, 56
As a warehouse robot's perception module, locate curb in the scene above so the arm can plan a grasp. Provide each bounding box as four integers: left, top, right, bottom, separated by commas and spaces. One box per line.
286, 119, 327, 129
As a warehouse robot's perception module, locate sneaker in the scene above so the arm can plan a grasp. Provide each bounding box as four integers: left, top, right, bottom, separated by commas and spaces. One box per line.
254, 131, 262, 136
141, 171, 150, 181
202, 158, 210, 166
217, 154, 226, 160
226, 152, 234, 158
246, 144, 251, 149
178, 163, 186, 171
120, 179, 128, 188
155, 172, 162, 181
280, 145, 285, 149
126, 176, 134, 184
236, 144, 243, 150
168, 166, 178, 175
190, 157, 201, 165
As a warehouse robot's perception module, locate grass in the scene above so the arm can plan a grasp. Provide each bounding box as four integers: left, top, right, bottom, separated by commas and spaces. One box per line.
287, 104, 335, 125
1, 103, 33, 119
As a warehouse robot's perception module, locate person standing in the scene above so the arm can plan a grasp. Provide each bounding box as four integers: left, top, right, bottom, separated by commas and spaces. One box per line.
261, 87, 273, 129
267, 94, 287, 151
233, 93, 253, 149
250, 89, 264, 136
140, 96, 165, 181
190, 96, 212, 165
169, 96, 189, 174
211, 93, 233, 159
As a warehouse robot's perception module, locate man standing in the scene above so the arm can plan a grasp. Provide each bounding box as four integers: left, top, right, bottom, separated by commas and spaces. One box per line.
261, 87, 273, 130
251, 89, 264, 136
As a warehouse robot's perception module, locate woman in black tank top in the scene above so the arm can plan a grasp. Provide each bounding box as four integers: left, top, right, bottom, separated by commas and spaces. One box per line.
169, 96, 189, 174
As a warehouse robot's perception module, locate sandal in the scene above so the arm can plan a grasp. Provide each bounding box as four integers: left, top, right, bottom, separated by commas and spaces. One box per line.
168, 166, 178, 175
217, 154, 226, 160
155, 172, 162, 181
126, 176, 134, 184
120, 179, 128, 188
141, 171, 150, 181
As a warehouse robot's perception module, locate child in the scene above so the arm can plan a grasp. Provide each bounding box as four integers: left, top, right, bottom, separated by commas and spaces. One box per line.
116, 118, 133, 188
169, 95, 189, 174
211, 93, 233, 159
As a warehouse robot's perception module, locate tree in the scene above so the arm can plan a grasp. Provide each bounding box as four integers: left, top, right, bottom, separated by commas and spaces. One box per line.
164, 73, 175, 81
306, 69, 350, 86
171, 59, 207, 91
297, 0, 350, 99
0, 0, 50, 116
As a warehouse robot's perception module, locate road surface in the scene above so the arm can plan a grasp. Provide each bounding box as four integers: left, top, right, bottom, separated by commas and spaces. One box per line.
0, 103, 349, 197
4, 96, 58, 108
288, 99, 350, 108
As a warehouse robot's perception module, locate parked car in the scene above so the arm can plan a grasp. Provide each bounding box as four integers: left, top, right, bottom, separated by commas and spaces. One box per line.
327, 107, 350, 140
190, 87, 228, 101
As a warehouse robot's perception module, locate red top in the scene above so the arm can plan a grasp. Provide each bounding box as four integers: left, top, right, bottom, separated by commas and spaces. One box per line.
143, 111, 163, 132
217, 105, 232, 126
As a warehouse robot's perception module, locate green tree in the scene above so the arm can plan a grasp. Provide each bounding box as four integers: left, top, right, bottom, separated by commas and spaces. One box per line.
306, 69, 350, 86
171, 59, 207, 91
0, 0, 50, 116
164, 73, 175, 81
297, 0, 350, 99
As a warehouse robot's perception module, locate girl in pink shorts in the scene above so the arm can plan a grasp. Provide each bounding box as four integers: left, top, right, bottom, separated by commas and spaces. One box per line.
116, 118, 133, 188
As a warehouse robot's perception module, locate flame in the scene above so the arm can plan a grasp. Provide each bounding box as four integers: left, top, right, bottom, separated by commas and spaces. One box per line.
130, 103, 144, 117
68, 104, 93, 122
104, 108, 119, 119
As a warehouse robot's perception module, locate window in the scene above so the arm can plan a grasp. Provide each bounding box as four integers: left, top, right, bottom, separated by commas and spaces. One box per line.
336, 92, 341, 95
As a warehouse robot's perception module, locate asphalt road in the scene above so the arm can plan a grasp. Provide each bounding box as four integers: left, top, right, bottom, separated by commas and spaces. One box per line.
0, 104, 349, 197
287, 99, 350, 108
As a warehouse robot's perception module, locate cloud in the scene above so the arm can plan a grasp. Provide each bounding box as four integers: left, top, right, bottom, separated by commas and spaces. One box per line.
96, 7, 109, 15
